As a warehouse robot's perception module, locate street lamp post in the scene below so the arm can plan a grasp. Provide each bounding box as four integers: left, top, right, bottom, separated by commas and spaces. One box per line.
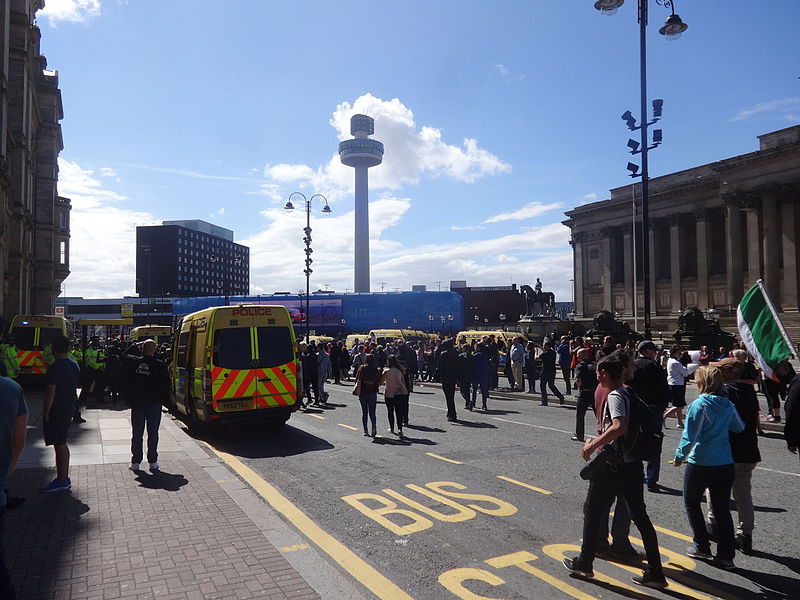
474, 314, 479, 331
499, 312, 507, 332
593, 0, 688, 341
428, 314, 434, 333
285, 192, 332, 343
448, 314, 454, 335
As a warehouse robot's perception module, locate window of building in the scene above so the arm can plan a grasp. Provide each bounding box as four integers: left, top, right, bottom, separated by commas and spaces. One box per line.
59, 212, 68, 229
59, 241, 67, 264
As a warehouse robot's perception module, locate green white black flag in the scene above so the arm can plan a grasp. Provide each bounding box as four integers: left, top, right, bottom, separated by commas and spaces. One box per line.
737, 280, 795, 381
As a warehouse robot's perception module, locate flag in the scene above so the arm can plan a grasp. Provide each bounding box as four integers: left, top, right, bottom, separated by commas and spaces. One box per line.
737, 280, 795, 380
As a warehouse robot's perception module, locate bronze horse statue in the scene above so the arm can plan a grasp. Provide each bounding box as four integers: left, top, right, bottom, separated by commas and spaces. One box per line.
520, 284, 555, 316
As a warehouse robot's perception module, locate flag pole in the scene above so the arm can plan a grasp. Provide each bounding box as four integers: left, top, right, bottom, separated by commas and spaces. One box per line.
755, 279, 798, 359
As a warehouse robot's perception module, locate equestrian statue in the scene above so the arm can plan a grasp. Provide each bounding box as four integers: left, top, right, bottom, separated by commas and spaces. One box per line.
520, 279, 555, 316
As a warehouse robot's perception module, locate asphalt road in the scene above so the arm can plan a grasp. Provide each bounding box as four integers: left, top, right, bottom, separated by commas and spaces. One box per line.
202, 381, 800, 600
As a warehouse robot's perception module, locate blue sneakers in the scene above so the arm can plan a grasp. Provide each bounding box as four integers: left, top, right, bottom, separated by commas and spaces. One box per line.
39, 477, 71, 493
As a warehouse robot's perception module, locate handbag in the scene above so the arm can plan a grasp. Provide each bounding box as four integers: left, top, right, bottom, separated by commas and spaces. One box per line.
352, 380, 362, 396
580, 444, 622, 481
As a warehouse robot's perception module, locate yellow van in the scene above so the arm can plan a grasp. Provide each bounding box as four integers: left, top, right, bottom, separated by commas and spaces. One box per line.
170, 305, 301, 430
8, 314, 69, 376
345, 333, 369, 350
130, 325, 173, 345
367, 329, 430, 347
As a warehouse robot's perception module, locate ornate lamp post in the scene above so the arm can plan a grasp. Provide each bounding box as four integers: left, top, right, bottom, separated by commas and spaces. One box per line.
285, 192, 332, 342
499, 312, 507, 332
448, 314, 454, 335
474, 314, 479, 330
428, 314, 434, 333
592, 0, 688, 341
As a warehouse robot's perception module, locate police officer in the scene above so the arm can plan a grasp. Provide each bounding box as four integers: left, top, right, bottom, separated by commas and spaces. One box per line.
79, 336, 106, 405
0, 334, 19, 380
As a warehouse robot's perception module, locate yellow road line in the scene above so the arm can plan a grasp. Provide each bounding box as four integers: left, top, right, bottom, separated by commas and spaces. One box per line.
209, 445, 415, 600
338, 423, 358, 430
309, 413, 326, 420
279, 543, 310, 552
425, 452, 463, 465
653, 524, 693, 542
496, 475, 553, 495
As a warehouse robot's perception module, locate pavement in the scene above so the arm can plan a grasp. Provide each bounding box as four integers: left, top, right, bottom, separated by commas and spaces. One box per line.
6, 390, 322, 600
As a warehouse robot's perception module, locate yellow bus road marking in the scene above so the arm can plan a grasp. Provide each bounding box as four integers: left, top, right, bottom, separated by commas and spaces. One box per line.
309, 413, 326, 420
496, 475, 553, 495
426, 452, 463, 465
338, 423, 358, 430
208, 445, 415, 600
279, 543, 310, 552
653, 524, 693, 542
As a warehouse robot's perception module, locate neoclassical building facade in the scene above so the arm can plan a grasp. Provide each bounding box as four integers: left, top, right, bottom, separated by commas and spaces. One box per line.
563, 125, 800, 330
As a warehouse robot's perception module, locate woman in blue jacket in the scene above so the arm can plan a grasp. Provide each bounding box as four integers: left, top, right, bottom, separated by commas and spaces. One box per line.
674, 365, 745, 569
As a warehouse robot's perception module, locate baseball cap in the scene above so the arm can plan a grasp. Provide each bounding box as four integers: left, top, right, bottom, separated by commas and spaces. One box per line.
637, 340, 659, 353
709, 357, 745, 381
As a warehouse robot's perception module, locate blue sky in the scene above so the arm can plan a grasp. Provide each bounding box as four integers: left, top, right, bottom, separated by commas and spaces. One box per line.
40, 0, 800, 301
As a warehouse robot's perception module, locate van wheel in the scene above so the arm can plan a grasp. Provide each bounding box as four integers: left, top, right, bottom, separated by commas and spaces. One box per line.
187, 399, 208, 434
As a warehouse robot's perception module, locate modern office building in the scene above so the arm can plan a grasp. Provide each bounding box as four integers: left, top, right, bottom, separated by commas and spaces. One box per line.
135, 220, 249, 298
0, 0, 69, 320
563, 124, 800, 332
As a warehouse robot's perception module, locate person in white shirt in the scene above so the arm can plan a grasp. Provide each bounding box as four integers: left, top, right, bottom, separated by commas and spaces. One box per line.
664, 345, 690, 428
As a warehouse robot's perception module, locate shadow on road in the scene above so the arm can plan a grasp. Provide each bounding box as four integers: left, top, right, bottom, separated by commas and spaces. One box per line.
373, 435, 435, 446
133, 469, 188, 491
481, 409, 520, 415
453, 420, 497, 429
404, 424, 446, 433
198, 424, 334, 458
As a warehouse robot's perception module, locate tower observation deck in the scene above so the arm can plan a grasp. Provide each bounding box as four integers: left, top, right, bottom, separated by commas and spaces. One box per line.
339, 114, 384, 293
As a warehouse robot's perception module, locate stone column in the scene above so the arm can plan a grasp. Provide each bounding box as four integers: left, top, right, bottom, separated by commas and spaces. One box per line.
669, 214, 682, 313
695, 209, 710, 309
781, 192, 799, 310
622, 223, 634, 316
601, 228, 613, 312
572, 232, 585, 317
762, 188, 781, 307
744, 195, 761, 287
724, 195, 744, 308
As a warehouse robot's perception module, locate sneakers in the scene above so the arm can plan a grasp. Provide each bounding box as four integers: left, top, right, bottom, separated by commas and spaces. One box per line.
631, 569, 668, 589
39, 477, 71, 493
562, 557, 594, 578
686, 544, 712, 560
149, 462, 160, 471
129, 463, 141, 471
712, 557, 736, 570
608, 548, 646, 563
735, 533, 753, 554
571, 435, 583, 442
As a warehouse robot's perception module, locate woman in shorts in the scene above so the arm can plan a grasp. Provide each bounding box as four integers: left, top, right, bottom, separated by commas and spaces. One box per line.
664, 345, 690, 428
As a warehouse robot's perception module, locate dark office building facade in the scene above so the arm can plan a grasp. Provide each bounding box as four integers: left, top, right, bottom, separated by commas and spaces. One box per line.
135, 220, 249, 298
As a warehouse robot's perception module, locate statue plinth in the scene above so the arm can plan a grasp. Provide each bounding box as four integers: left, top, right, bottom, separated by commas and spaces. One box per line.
518, 315, 568, 344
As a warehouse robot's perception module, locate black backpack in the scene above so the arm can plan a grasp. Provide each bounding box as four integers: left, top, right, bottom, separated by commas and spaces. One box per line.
615, 387, 663, 461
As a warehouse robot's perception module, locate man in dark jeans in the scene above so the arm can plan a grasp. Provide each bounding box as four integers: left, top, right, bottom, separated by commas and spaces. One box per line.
571, 348, 596, 441
539, 342, 564, 406
126, 340, 170, 472
564, 354, 667, 589
438, 340, 460, 422
629, 340, 669, 493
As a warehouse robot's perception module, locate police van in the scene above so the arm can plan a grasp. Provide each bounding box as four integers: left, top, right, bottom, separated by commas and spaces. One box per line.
130, 325, 173, 345
170, 305, 301, 430
8, 314, 70, 376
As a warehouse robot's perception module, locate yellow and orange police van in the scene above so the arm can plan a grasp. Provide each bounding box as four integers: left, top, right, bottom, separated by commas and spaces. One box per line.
130, 325, 173, 345
8, 314, 70, 376
170, 304, 301, 431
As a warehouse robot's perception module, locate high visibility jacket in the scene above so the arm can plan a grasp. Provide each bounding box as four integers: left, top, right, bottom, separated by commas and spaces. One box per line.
42, 344, 55, 366
70, 348, 84, 364
85, 347, 105, 370
0, 343, 20, 378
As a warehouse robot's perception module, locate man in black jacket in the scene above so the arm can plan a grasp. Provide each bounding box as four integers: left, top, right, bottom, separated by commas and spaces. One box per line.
438, 340, 460, 422
628, 341, 668, 493
539, 342, 564, 406
127, 340, 170, 472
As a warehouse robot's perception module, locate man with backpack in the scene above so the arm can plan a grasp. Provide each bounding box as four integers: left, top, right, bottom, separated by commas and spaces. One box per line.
564, 352, 667, 590
572, 348, 597, 442
629, 340, 670, 493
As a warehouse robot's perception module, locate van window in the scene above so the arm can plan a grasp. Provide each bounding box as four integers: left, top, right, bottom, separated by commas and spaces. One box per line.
12, 327, 35, 348
213, 327, 252, 370
176, 331, 189, 367
39, 327, 64, 348
256, 327, 294, 368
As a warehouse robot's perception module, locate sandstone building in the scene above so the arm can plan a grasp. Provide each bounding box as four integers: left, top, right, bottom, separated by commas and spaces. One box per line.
0, 0, 69, 320
563, 125, 800, 332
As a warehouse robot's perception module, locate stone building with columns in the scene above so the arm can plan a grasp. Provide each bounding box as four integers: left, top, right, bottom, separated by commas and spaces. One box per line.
563, 124, 800, 333
0, 0, 69, 320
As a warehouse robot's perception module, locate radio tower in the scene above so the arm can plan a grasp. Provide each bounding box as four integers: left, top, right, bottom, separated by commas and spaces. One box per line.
339, 114, 384, 293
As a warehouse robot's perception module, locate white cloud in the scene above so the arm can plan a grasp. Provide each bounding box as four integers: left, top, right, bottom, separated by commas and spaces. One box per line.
496, 254, 518, 263
450, 225, 485, 231
730, 97, 800, 122
581, 192, 598, 203
58, 158, 153, 298
495, 64, 509, 76
210, 208, 225, 219
38, 0, 101, 24
99, 167, 117, 177
122, 163, 247, 181
483, 202, 561, 224
260, 93, 511, 202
